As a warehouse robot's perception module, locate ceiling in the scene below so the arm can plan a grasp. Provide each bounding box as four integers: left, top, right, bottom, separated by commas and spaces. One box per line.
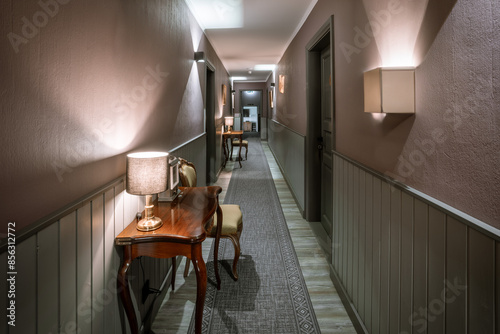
186, 0, 318, 83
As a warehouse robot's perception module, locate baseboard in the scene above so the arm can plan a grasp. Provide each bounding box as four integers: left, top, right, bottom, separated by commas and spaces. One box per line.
266, 142, 305, 216
329, 264, 368, 334
308, 221, 332, 263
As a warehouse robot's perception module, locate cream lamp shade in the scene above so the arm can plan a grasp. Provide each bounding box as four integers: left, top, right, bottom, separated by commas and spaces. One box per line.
126, 152, 169, 231
126, 152, 168, 195
364, 68, 415, 114
225, 116, 234, 132
225, 116, 234, 127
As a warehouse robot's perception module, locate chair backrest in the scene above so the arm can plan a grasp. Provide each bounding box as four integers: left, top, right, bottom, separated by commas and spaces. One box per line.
178, 158, 197, 187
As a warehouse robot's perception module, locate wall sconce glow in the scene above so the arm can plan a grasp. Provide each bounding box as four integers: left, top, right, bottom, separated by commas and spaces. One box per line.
364, 68, 415, 114
370, 113, 387, 121
254, 64, 276, 71
222, 84, 227, 105
279, 75, 285, 94
194, 51, 205, 62
189, 13, 204, 51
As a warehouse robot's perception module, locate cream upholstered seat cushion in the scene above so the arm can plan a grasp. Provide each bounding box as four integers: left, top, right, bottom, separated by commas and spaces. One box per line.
232, 139, 248, 146
178, 157, 243, 281
210, 204, 242, 236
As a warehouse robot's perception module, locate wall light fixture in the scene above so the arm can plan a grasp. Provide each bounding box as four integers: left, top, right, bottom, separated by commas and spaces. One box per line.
194, 51, 205, 62
364, 68, 415, 114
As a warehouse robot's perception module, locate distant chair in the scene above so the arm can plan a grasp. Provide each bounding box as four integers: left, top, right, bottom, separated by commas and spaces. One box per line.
230, 139, 248, 160
178, 158, 243, 280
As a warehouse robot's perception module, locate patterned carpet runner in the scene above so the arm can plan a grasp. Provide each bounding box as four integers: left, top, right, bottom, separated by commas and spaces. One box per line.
188, 137, 320, 334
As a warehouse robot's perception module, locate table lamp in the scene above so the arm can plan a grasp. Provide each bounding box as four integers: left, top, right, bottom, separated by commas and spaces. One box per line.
126, 152, 169, 231
225, 116, 234, 132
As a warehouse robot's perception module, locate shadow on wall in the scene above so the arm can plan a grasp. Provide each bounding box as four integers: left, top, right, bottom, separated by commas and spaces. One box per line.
367, 112, 416, 174
380, 113, 415, 133
413, 0, 458, 65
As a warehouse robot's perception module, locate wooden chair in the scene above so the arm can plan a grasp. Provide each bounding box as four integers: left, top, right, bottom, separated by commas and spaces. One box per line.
230, 139, 248, 160
178, 158, 243, 280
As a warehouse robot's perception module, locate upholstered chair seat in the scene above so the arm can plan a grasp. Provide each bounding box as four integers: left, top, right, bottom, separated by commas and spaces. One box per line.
178, 158, 243, 280
230, 139, 248, 160
212, 205, 242, 235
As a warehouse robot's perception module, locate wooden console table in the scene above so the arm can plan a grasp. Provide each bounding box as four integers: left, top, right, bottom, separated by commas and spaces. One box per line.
115, 186, 223, 334
223, 130, 243, 168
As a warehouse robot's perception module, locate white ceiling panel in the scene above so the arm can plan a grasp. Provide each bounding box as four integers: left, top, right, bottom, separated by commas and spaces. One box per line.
186, 0, 317, 82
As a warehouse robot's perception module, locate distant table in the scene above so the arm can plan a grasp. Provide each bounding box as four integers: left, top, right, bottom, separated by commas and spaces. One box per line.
115, 186, 223, 334
223, 130, 243, 168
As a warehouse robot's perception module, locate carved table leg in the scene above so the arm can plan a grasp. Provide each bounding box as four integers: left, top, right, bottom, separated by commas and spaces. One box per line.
213, 204, 223, 290
171, 256, 176, 291
117, 245, 138, 334
191, 243, 207, 334
223, 138, 227, 167
229, 138, 234, 161
237, 136, 242, 167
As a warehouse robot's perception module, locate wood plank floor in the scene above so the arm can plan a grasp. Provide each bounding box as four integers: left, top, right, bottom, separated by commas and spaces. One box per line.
151, 141, 356, 334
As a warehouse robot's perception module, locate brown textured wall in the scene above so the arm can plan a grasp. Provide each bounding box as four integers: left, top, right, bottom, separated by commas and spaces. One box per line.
276, 0, 500, 227
0, 0, 230, 233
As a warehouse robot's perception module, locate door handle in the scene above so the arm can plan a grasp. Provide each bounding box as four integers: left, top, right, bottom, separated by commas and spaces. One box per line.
317, 137, 324, 160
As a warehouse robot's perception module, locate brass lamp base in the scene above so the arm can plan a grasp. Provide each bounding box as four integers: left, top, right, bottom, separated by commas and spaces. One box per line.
136, 217, 163, 232
136, 194, 163, 231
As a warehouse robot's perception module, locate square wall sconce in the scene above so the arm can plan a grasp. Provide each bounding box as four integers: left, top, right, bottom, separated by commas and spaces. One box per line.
364, 68, 415, 114
194, 51, 205, 62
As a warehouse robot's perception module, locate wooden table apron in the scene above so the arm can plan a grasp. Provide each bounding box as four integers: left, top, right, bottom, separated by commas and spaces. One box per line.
222, 131, 243, 168
115, 186, 223, 334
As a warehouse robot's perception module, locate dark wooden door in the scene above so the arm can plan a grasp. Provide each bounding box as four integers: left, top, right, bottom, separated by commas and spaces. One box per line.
320, 47, 333, 238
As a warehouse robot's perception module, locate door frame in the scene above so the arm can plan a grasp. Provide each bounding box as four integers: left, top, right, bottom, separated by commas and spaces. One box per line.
205, 60, 217, 185
305, 16, 335, 222
239, 89, 263, 133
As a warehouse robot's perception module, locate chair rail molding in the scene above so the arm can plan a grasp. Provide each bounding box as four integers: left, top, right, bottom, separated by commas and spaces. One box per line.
0, 134, 207, 334
330, 150, 500, 334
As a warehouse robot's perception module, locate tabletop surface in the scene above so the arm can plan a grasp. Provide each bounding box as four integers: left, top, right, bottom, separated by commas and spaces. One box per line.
115, 186, 222, 246
223, 131, 243, 136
